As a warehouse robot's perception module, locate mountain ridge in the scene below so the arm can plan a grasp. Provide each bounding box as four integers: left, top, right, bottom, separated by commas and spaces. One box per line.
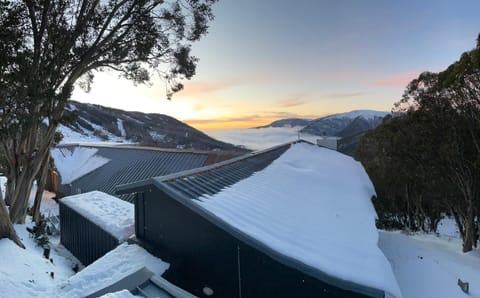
255, 118, 312, 129
59, 101, 246, 152
258, 110, 389, 134
300, 110, 388, 136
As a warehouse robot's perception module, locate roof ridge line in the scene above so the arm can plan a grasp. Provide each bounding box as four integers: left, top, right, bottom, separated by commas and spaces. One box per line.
116, 140, 311, 194
56, 143, 243, 155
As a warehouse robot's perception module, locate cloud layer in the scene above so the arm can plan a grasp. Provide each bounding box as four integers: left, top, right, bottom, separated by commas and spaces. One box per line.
205, 127, 320, 150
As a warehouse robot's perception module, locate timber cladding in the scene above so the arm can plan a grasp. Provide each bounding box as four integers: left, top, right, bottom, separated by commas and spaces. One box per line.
59, 201, 119, 266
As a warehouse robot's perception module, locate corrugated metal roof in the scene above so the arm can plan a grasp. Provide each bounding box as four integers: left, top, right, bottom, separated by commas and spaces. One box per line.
56, 145, 239, 202
163, 144, 290, 200
116, 140, 388, 298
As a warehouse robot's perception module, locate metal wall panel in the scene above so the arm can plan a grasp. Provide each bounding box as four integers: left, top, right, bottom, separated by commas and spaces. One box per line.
60, 201, 119, 266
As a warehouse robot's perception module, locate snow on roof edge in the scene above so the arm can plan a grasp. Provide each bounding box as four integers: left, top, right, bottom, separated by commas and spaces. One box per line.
154, 142, 401, 297
61, 191, 134, 241
53, 243, 169, 298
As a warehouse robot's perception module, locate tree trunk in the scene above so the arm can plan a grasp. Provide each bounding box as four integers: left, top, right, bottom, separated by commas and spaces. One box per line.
463, 199, 474, 253
4, 168, 16, 206
450, 206, 465, 241
8, 124, 56, 224
32, 153, 50, 225
0, 186, 25, 249
9, 171, 36, 224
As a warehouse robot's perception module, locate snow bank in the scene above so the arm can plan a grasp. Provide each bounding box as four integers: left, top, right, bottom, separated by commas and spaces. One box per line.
51, 147, 110, 184
0, 218, 76, 297
61, 191, 134, 241
196, 143, 401, 297
53, 243, 169, 297
437, 216, 461, 238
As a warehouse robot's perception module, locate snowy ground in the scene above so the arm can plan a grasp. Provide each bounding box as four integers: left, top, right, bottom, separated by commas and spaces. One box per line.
0, 215, 77, 297
0, 198, 78, 297
0, 190, 165, 298
0, 185, 76, 297
379, 231, 478, 298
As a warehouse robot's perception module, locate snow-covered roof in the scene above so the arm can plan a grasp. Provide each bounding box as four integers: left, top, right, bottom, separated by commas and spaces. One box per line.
98, 290, 136, 298
61, 191, 134, 241
52, 243, 169, 297
53, 144, 240, 202
120, 141, 401, 297
51, 147, 110, 184
202, 143, 400, 296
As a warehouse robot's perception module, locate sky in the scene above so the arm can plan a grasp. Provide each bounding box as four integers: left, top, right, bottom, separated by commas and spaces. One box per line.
72, 0, 480, 130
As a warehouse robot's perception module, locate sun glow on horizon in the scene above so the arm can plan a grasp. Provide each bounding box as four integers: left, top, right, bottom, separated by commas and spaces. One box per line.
69, 1, 480, 131
71, 71, 390, 130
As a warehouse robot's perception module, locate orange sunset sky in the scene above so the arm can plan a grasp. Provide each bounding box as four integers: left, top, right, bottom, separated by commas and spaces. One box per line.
72, 0, 480, 130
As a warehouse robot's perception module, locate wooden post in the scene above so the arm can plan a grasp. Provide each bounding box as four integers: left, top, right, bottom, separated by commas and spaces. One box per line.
457, 278, 469, 294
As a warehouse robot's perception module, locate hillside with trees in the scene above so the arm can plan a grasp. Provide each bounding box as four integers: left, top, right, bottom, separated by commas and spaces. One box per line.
356, 34, 480, 252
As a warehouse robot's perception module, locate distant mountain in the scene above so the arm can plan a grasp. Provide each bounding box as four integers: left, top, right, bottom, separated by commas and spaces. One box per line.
337, 115, 384, 137
323, 110, 389, 121
300, 110, 389, 136
256, 118, 312, 129
58, 101, 246, 152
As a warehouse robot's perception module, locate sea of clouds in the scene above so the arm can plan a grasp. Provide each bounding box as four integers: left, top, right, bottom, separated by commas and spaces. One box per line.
204, 127, 321, 151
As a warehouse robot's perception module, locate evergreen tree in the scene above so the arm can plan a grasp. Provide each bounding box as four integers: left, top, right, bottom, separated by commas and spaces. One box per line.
357, 34, 480, 252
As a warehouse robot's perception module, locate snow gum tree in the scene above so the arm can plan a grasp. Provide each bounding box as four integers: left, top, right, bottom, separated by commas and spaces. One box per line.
0, 0, 217, 246
357, 34, 480, 252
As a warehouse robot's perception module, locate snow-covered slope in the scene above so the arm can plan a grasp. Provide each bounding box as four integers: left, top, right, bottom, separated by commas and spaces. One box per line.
255, 118, 312, 128
0, 217, 76, 297
58, 101, 243, 152
324, 110, 389, 121
301, 109, 388, 136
